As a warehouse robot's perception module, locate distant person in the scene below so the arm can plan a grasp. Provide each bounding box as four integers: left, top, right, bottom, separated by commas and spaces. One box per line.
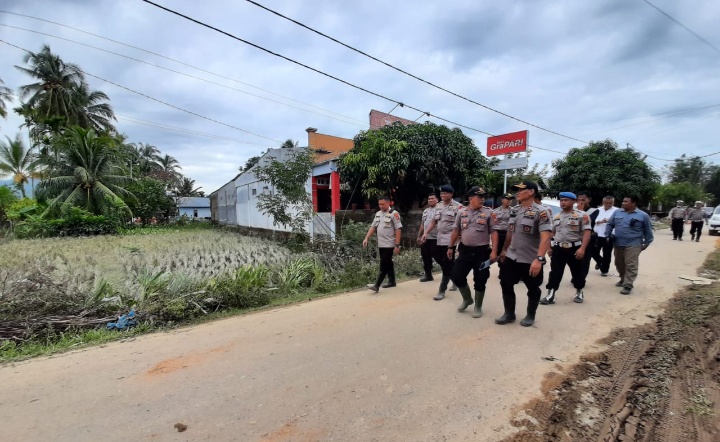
416, 192, 439, 282
541, 192, 592, 305
686, 201, 705, 242
496, 181, 553, 327
422, 185, 463, 300
576, 191, 598, 278
605, 195, 654, 295
447, 187, 496, 318
363, 195, 402, 293
592, 196, 619, 276
668, 200, 686, 240
491, 193, 514, 280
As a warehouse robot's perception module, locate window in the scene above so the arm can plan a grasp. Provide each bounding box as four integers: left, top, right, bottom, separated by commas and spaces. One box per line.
251, 188, 257, 196
193, 209, 198, 218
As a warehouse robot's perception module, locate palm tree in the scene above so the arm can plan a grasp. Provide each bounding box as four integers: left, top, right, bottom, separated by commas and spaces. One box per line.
0, 77, 13, 121
15, 45, 84, 123
135, 142, 161, 176
70, 80, 116, 133
38, 127, 134, 216
159, 154, 182, 175
175, 177, 203, 197
0, 134, 37, 198
281, 139, 299, 149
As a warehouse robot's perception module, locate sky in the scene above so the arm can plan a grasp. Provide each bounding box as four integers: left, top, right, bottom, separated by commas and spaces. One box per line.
1, 0, 719, 194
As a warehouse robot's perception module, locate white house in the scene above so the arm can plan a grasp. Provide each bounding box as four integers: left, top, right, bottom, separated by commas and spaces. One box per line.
177, 197, 211, 219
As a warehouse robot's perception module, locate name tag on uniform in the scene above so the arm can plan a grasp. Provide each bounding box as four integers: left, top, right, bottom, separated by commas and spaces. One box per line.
522, 224, 532, 233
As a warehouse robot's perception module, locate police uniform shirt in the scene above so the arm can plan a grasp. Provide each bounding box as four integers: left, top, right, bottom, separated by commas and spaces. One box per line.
491, 207, 511, 231
668, 207, 686, 219
552, 210, 592, 243
371, 208, 403, 248
454, 206, 494, 246
434, 200, 463, 246
506, 203, 553, 264
421, 206, 438, 240
686, 208, 704, 222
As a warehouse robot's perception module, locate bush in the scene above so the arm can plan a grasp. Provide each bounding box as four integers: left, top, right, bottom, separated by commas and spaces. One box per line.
208, 265, 271, 308
14, 207, 120, 238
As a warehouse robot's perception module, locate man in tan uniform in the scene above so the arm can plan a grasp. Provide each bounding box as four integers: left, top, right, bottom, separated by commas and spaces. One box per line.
496, 181, 553, 327
668, 200, 686, 240
686, 201, 705, 242
447, 187, 497, 318
363, 195, 402, 293
540, 192, 592, 305
422, 185, 463, 300
491, 193, 513, 281
417, 192, 439, 282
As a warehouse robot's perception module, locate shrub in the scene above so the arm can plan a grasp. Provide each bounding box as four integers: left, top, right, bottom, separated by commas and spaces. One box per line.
208, 265, 271, 308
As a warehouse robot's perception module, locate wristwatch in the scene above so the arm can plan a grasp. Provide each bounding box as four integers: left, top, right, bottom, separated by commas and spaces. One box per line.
536, 256, 547, 264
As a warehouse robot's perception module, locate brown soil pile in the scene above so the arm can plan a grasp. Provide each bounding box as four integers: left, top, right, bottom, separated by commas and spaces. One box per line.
504, 283, 720, 442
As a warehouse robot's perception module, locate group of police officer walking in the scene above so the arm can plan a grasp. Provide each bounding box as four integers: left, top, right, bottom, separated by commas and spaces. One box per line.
364, 180, 656, 327
669, 200, 707, 242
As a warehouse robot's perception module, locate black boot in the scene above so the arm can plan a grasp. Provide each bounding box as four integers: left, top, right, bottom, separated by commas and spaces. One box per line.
472, 290, 485, 318
433, 274, 450, 300
382, 269, 396, 288
419, 271, 434, 282
539, 289, 555, 305
457, 285, 473, 312
495, 290, 516, 324
521, 296, 540, 327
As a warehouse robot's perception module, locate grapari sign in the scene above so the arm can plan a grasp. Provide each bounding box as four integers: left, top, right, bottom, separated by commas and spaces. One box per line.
486, 130, 528, 156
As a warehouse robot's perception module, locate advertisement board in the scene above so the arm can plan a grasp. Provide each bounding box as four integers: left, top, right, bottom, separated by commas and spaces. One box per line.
486, 130, 528, 157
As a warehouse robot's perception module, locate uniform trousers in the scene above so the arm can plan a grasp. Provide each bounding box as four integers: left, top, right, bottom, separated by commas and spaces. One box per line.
592, 236, 614, 274
451, 244, 490, 291
581, 234, 596, 277
495, 230, 508, 279
613, 245, 642, 289
671, 218, 684, 239
375, 247, 396, 286
420, 239, 439, 275
500, 258, 544, 317
546, 245, 585, 290
690, 221, 704, 240
432, 243, 456, 279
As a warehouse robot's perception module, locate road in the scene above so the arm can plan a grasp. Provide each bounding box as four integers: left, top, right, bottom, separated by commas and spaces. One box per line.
1, 230, 715, 441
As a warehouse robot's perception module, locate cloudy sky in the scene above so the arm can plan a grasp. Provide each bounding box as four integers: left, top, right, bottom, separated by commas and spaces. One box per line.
1, 0, 719, 193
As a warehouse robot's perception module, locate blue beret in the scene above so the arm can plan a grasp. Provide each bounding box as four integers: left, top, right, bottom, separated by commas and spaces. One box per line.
439, 184, 454, 193
559, 192, 577, 200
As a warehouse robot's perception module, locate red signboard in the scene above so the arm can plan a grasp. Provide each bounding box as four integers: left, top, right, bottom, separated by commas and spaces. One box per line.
486, 130, 528, 157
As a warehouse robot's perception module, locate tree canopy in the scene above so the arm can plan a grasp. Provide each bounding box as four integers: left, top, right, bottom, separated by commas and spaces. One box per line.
338, 122, 490, 212
548, 139, 660, 206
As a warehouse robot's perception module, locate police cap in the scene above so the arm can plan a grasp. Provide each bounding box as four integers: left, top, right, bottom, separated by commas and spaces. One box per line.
439, 184, 454, 193
511, 180, 539, 192
466, 186, 487, 197
559, 191, 577, 200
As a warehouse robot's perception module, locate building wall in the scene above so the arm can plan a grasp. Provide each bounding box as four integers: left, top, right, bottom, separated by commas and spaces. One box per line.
179, 207, 211, 219
369, 109, 416, 130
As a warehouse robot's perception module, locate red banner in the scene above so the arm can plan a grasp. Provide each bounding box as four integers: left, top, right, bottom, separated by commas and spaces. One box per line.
486, 130, 528, 157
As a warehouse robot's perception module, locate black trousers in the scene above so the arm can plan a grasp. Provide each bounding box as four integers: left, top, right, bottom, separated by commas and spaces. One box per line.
592, 236, 614, 274
671, 218, 684, 239
375, 247, 396, 286
690, 221, 703, 240
546, 245, 585, 290
451, 244, 491, 291
495, 230, 508, 279
581, 235, 596, 277
500, 258, 544, 317
420, 239, 439, 275
432, 243, 456, 278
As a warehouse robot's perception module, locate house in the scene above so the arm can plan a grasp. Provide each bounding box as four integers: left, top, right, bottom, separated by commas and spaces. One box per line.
177, 197, 211, 219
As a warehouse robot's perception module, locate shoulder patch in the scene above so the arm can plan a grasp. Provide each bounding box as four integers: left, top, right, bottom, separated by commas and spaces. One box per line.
394, 212, 400, 220
540, 211, 549, 222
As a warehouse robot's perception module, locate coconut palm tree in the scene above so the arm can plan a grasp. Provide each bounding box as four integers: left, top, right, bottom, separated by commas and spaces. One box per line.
175, 177, 203, 197
38, 127, 134, 216
70, 80, 116, 133
0, 77, 13, 121
0, 134, 37, 198
134, 142, 162, 176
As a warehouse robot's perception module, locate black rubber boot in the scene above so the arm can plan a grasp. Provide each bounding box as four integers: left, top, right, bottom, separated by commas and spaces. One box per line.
495, 290, 516, 324
433, 274, 449, 300
419, 271, 434, 282
472, 290, 485, 318
457, 285, 473, 312
521, 296, 540, 327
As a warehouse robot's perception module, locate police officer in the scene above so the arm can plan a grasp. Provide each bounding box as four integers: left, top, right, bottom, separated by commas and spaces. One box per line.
447, 187, 497, 318
363, 195, 402, 293
686, 201, 705, 242
668, 200, 686, 240
496, 181, 553, 327
422, 184, 463, 300
492, 193, 513, 280
417, 192, 439, 282
540, 192, 592, 305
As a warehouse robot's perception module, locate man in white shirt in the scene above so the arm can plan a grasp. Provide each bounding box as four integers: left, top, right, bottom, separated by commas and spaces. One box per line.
592, 196, 618, 276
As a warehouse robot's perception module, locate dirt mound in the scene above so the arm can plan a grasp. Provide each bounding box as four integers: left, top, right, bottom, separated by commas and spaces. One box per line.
504, 284, 720, 442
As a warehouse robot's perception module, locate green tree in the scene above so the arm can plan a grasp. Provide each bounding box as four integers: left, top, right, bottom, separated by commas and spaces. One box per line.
0, 77, 13, 121
548, 139, 660, 205
70, 80, 116, 133
0, 134, 37, 198
281, 139, 299, 149
126, 177, 175, 224
0, 185, 18, 225
253, 148, 314, 232
241, 155, 262, 172
666, 154, 716, 186
704, 168, 720, 205
175, 177, 203, 197
655, 182, 709, 208
37, 127, 134, 216
338, 122, 489, 212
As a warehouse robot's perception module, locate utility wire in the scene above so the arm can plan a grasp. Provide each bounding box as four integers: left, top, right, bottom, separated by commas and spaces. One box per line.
0, 9, 367, 127
241, 0, 588, 144
138, 0, 567, 154
1, 39, 280, 143
0, 23, 367, 128
640, 0, 720, 55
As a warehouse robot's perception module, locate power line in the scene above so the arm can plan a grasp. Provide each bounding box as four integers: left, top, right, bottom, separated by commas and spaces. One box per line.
640, 0, 720, 55
241, 0, 589, 144
138, 0, 569, 154
0, 22, 367, 128
1, 39, 281, 143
